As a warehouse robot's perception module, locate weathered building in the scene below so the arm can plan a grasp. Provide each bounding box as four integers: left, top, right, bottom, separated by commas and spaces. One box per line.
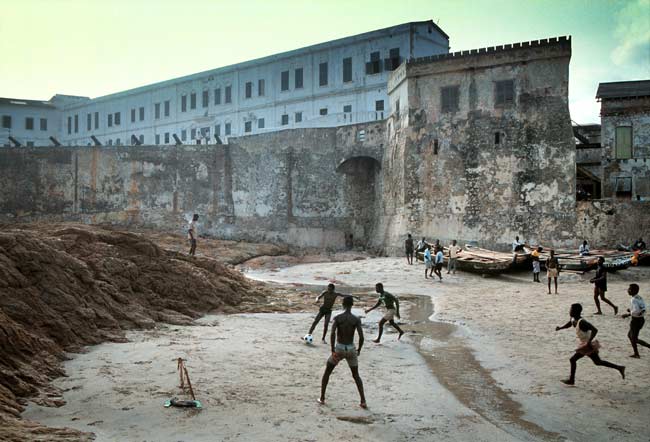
574, 124, 602, 199
1, 21, 448, 148
596, 80, 650, 201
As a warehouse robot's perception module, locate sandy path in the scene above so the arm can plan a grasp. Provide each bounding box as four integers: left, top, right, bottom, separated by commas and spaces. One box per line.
24, 311, 522, 442
244, 257, 650, 442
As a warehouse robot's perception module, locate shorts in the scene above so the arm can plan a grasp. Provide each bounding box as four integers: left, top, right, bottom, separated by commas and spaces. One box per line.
406, 248, 414, 255
435, 263, 443, 271
547, 268, 558, 278
532, 261, 540, 273
630, 316, 645, 337
425, 261, 433, 269
576, 339, 600, 355
383, 308, 396, 321
319, 305, 332, 316
327, 343, 358, 367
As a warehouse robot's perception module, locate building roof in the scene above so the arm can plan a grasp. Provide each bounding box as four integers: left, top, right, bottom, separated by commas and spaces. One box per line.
0, 97, 56, 109
596, 80, 650, 100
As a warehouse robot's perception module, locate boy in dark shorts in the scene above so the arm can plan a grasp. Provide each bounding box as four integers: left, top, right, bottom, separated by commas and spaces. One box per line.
405, 234, 414, 265
318, 296, 366, 408
590, 257, 618, 315
621, 283, 649, 358
307, 284, 348, 343
555, 303, 625, 385
365, 283, 404, 343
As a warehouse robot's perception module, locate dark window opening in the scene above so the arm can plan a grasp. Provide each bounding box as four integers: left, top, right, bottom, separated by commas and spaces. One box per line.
295, 68, 303, 89
114, 112, 120, 125
40, 118, 47, 131
215, 124, 221, 136
385, 48, 401, 71
25, 117, 34, 130
225, 86, 232, 104
87, 114, 91, 131
495, 132, 501, 144
375, 100, 384, 111
258, 79, 265, 96
295, 112, 302, 123
108, 114, 113, 127
615, 177, 632, 199
245, 82, 252, 99
320, 108, 328, 116
139, 107, 145, 121
225, 123, 231, 135
190, 93, 197, 109
281, 71, 289, 91
434, 139, 439, 155
164, 100, 170, 117
343, 57, 352, 82
495, 80, 515, 106
155, 103, 161, 119
202, 90, 209, 108
258, 118, 265, 129
131, 108, 136, 123
94, 112, 99, 129
244, 121, 252, 133
366, 51, 382, 75
319, 62, 328, 86
215, 88, 221, 105
441, 86, 460, 113
343, 105, 352, 113
164, 132, 170, 144
281, 114, 289, 125
2, 115, 11, 129
181, 95, 187, 112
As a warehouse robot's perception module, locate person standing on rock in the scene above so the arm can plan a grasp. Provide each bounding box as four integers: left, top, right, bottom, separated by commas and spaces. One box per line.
590, 257, 618, 315
621, 283, 649, 358
365, 283, 404, 343
188, 214, 199, 256
405, 234, 414, 265
546, 250, 559, 294
307, 283, 349, 343
319, 296, 367, 409
555, 303, 625, 385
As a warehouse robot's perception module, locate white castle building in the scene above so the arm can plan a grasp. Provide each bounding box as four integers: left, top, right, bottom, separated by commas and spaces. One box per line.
1, 21, 448, 147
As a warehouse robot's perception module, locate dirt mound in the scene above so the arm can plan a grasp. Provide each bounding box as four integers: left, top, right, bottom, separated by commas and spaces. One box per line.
0, 224, 268, 441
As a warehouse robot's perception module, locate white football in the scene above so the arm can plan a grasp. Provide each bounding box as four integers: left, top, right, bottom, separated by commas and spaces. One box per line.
303, 334, 314, 344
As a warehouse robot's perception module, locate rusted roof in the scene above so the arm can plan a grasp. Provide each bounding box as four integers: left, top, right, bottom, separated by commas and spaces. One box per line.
596, 80, 650, 99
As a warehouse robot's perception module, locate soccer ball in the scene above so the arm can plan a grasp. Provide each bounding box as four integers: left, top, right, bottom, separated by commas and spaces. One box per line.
303, 334, 314, 344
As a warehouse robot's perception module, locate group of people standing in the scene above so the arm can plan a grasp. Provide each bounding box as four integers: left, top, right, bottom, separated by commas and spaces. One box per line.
404, 234, 462, 281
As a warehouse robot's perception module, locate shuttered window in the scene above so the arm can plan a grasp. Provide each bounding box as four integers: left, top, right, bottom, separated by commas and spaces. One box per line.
615, 126, 632, 159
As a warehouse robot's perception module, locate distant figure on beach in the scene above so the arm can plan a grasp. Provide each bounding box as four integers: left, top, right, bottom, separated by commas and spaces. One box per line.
512, 236, 524, 252
621, 283, 649, 358
555, 303, 625, 385
632, 237, 646, 251
188, 214, 199, 256
318, 296, 366, 409
307, 283, 348, 344
365, 283, 404, 343
546, 249, 559, 294
405, 234, 414, 265
433, 247, 444, 281
590, 257, 618, 315
424, 246, 433, 279
345, 234, 354, 250
447, 240, 461, 275
579, 240, 590, 256
416, 237, 427, 253
531, 246, 542, 283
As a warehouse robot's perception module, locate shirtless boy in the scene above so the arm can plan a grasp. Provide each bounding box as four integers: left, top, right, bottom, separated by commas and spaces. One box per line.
307, 283, 349, 343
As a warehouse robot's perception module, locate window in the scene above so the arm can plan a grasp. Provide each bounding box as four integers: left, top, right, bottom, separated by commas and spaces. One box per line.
441, 86, 460, 113
245, 82, 252, 99
319, 62, 328, 86
190, 93, 196, 109
115, 138, 121, 146
155, 103, 161, 119
615, 126, 632, 159
319, 108, 328, 116
155, 134, 160, 144
164, 132, 170, 144
131, 108, 136, 123
68, 116, 72, 134
94, 112, 99, 129
214, 88, 221, 105
25, 117, 34, 130
281, 114, 289, 125
494, 132, 501, 145
245, 121, 252, 133
108, 114, 113, 127
108, 139, 113, 146
295, 112, 302, 123
74, 115, 78, 133
495, 80, 515, 106
26, 141, 34, 147
164, 100, 170, 117
386, 48, 401, 71
202, 90, 209, 108
87, 114, 91, 131
343, 57, 352, 82
375, 100, 384, 111
615, 176, 632, 198
281, 71, 289, 91
114, 112, 120, 125
2, 115, 11, 129
295, 68, 303, 89
139, 135, 144, 144
191, 128, 196, 139
258, 118, 265, 129
225, 123, 231, 135
215, 124, 221, 136
139, 107, 144, 121
181, 95, 187, 112
40, 118, 47, 131
258, 79, 265, 96
181, 129, 187, 141
343, 105, 352, 113
225, 86, 232, 104
366, 51, 381, 75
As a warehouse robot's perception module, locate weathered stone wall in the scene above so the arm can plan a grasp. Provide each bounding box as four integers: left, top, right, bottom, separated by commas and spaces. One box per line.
377, 38, 577, 253
576, 200, 650, 247
0, 123, 385, 249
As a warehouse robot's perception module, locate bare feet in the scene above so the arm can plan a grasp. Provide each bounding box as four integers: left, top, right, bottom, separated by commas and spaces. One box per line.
398, 331, 404, 340
317, 398, 325, 405
561, 379, 575, 385
620, 366, 626, 380
359, 402, 368, 409
372, 338, 380, 343
614, 305, 619, 315
594, 311, 603, 315
629, 354, 640, 359
322, 339, 327, 344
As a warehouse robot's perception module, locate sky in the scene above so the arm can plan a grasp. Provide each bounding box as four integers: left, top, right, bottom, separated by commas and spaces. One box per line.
0, 0, 648, 124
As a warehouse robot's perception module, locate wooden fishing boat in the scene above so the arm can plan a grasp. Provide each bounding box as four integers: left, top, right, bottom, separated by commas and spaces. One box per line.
416, 245, 513, 274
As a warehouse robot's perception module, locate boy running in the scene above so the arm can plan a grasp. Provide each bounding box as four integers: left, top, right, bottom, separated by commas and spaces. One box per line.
555, 303, 625, 385
621, 283, 649, 358
365, 283, 404, 343
590, 257, 618, 315
307, 283, 349, 343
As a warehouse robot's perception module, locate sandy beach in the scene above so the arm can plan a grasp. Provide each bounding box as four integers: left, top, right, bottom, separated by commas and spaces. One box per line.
22, 256, 650, 441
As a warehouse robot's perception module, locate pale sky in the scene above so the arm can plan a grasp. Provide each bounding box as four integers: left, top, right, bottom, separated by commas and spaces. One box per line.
1, 0, 648, 124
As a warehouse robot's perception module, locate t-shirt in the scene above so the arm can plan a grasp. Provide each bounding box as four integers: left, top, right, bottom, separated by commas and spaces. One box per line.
424, 248, 432, 263
449, 245, 461, 258
512, 240, 522, 252
435, 250, 444, 264
547, 256, 559, 269
631, 295, 646, 317
531, 250, 540, 261
579, 244, 589, 254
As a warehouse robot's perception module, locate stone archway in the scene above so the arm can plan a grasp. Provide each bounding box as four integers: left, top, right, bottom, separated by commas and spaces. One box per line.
336, 156, 381, 248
